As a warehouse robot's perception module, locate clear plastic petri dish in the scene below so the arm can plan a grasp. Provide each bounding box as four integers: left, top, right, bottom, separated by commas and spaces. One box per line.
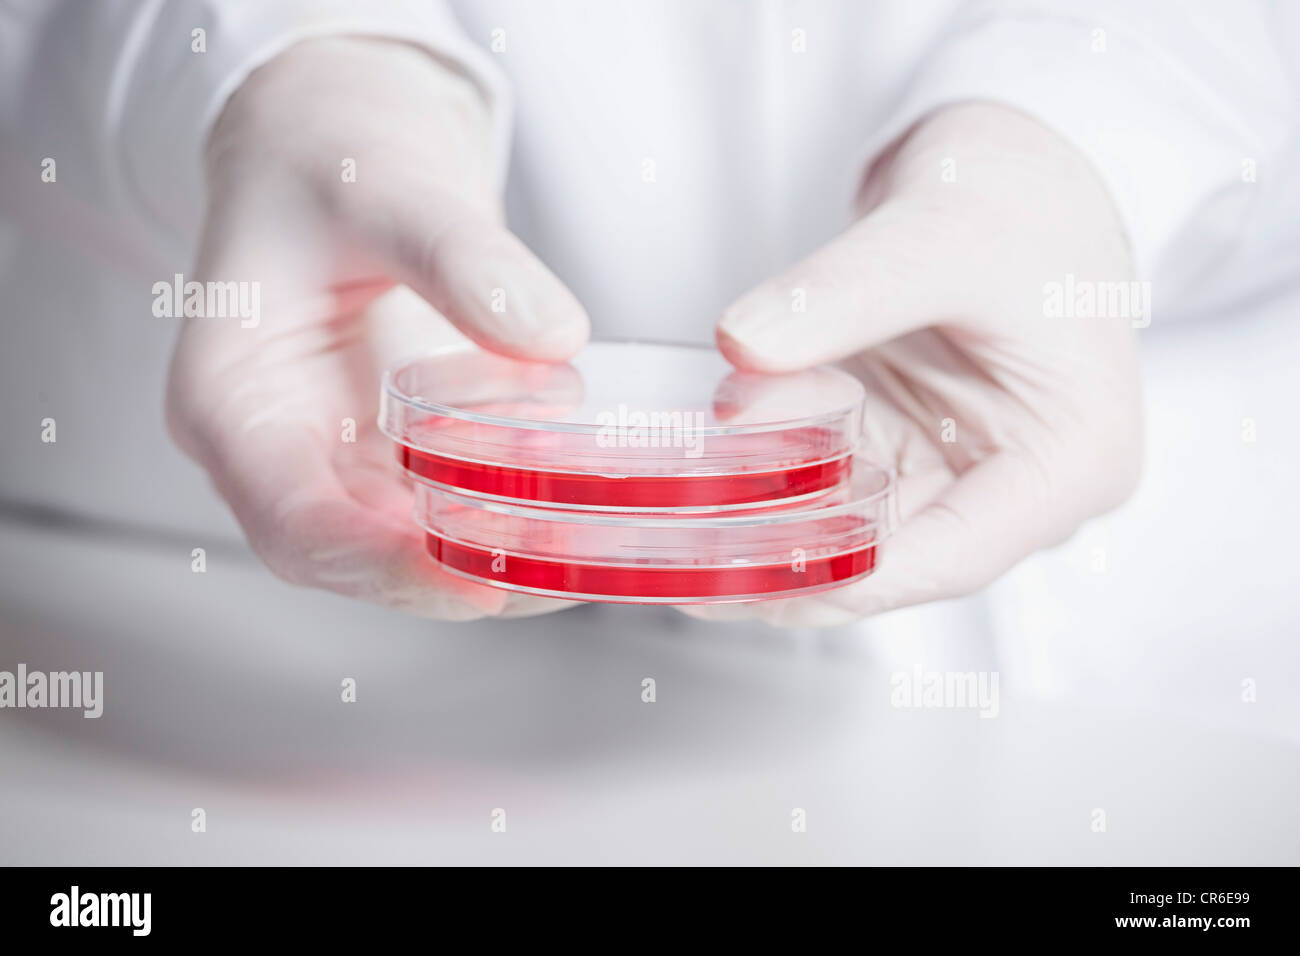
380, 341, 865, 512
414, 458, 895, 604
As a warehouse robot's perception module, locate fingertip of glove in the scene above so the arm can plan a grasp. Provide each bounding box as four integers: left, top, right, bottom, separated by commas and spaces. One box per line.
716, 318, 796, 373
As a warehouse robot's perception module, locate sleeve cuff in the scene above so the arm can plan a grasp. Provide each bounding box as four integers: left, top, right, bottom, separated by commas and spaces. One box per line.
856, 13, 1289, 281
118, 0, 511, 243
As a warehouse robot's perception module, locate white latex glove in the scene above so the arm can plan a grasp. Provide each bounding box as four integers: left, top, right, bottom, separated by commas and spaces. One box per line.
166, 37, 589, 619
692, 103, 1144, 627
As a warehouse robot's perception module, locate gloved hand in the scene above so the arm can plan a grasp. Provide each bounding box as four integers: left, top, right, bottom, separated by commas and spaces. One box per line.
692, 103, 1144, 627
166, 37, 589, 618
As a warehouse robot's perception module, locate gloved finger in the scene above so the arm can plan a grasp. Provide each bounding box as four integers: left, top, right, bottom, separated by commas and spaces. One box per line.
393, 344, 588, 419
674, 601, 763, 623
674, 459, 952, 627
737, 448, 1062, 627
717, 103, 1126, 376
190, 176, 591, 367
338, 176, 590, 362
178, 412, 573, 621
710, 365, 861, 426
680, 376, 956, 624
716, 198, 973, 373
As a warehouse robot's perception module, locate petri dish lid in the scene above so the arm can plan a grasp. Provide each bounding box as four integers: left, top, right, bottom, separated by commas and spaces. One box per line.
380, 341, 865, 511
413, 457, 895, 603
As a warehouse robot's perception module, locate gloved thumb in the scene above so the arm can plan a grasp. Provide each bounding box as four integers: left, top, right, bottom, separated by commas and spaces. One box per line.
716, 199, 971, 373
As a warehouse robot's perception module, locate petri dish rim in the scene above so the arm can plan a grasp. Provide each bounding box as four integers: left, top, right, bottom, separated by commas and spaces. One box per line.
381, 340, 866, 439
412, 459, 895, 531
426, 546, 877, 605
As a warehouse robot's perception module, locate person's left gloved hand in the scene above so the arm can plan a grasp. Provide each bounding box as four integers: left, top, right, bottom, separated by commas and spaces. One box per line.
688, 102, 1145, 627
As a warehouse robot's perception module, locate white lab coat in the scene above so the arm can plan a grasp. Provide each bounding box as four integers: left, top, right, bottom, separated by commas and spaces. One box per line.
1, 0, 1298, 738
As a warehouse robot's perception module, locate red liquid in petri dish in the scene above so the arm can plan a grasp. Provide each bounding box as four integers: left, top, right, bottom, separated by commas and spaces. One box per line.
398, 441, 851, 509
427, 533, 876, 603
381, 343, 867, 511
384, 344, 892, 603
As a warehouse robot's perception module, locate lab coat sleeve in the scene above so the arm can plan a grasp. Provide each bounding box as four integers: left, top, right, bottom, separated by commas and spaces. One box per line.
0, 0, 510, 249
859, 0, 1295, 282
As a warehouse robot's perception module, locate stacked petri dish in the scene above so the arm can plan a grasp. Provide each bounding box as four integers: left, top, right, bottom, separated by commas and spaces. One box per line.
379, 341, 895, 604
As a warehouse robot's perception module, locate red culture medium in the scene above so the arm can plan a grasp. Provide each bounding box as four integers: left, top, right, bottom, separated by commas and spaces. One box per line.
382, 343, 895, 604
397, 443, 851, 509
380, 342, 866, 511
428, 533, 876, 602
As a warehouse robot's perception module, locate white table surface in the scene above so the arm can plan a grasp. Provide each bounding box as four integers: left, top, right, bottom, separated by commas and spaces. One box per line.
2, 517, 1297, 866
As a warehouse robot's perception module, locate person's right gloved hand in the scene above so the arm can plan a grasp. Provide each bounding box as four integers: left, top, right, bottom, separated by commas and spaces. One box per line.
166, 37, 589, 619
